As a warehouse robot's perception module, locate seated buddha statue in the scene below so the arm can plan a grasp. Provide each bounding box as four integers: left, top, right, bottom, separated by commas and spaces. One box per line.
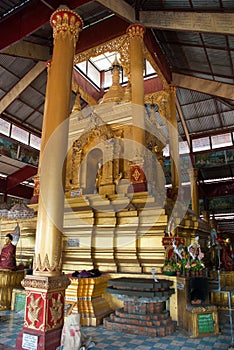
0, 233, 16, 270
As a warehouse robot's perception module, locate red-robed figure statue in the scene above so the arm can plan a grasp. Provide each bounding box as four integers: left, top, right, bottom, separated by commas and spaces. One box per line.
0, 233, 16, 270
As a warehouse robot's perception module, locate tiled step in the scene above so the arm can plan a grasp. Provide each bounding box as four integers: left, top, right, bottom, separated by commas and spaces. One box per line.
104, 316, 177, 336
115, 308, 170, 322
0, 345, 14, 350
104, 277, 177, 337
110, 310, 173, 327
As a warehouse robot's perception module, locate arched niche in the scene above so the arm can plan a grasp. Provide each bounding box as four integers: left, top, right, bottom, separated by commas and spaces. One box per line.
83, 148, 103, 194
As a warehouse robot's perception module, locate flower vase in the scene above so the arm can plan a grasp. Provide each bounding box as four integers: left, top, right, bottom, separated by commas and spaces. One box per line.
185, 271, 190, 278
191, 271, 195, 277
176, 271, 181, 277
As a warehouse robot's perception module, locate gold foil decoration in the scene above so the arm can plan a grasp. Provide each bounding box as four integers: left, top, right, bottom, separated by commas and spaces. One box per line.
127, 24, 146, 39
50, 294, 63, 326
33, 253, 62, 274
27, 294, 42, 327
50, 8, 83, 43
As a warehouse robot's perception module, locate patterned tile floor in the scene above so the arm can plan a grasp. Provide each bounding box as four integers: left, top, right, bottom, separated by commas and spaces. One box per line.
0, 309, 233, 349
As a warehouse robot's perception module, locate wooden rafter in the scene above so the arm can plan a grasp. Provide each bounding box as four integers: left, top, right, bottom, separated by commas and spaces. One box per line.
140, 11, 234, 35
0, 62, 46, 114
172, 73, 234, 100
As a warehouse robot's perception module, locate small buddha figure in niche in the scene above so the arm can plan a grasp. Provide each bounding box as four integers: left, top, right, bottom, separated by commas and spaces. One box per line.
95, 161, 103, 193
0, 233, 16, 270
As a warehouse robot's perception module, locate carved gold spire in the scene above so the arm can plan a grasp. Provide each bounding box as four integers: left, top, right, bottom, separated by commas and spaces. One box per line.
72, 88, 82, 114
100, 55, 124, 104
123, 81, 132, 102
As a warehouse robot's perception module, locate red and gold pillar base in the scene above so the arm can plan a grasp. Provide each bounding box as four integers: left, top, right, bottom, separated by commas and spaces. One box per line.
16, 275, 70, 350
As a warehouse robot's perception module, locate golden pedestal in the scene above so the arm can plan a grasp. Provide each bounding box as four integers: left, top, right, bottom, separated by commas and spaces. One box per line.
210, 271, 234, 308
210, 288, 234, 308
0, 269, 25, 310
177, 276, 219, 338
186, 305, 219, 338
65, 275, 112, 326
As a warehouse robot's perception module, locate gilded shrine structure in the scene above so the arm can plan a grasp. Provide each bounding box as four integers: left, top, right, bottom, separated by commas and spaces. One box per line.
62, 23, 210, 277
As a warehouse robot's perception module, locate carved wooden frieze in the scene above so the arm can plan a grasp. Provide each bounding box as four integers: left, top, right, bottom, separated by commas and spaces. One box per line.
22, 275, 70, 291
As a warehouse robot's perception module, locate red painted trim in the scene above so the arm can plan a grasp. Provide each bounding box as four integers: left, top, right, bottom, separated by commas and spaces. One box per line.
76, 16, 130, 54
0, 0, 92, 50
1, 0, 171, 89
144, 29, 172, 84
72, 69, 101, 102
199, 179, 234, 198
0, 178, 33, 199
144, 77, 164, 94
8, 184, 34, 199
7, 165, 37, 191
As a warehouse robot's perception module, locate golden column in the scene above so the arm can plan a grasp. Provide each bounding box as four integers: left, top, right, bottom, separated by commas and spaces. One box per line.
189, 167, 200, 216
16, 9, 83, 350
127, 24, 145, 106
168, 85, 180, 193
126, 24, 147, 192
34, 9, 83, 276
127, 24, 145, 145
30, 59, 52, 205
